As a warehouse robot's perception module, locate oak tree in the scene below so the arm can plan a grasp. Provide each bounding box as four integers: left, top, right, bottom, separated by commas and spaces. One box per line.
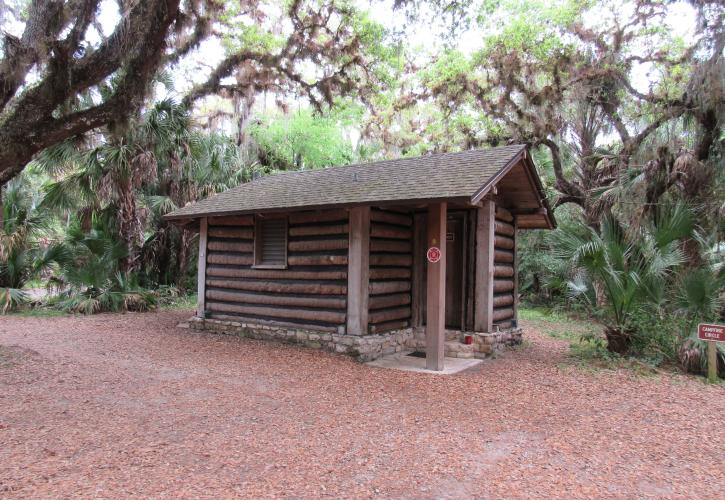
0, 0, 390, 186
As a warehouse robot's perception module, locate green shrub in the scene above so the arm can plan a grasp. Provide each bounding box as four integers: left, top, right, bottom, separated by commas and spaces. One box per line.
49, 221, 158, 314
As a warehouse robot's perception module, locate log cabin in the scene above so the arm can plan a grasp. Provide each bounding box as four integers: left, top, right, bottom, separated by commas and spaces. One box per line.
164, 144, 555, 370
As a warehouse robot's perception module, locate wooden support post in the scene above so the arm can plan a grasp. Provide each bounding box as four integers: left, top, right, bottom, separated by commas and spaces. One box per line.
512, 216, 519, 326
465, 211, 476, 331
197, 217, 208, 318
707, 342, 718, 383
411, 213, 426, 327
474, 200, 495, 332
426, 203, 446, 371
347, 206, 371, 335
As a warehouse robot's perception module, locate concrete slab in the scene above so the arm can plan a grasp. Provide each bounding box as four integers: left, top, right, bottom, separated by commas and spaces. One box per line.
365, 351, 483, 375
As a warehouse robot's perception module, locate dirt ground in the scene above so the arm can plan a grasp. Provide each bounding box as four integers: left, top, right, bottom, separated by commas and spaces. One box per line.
1, 311, 723, 498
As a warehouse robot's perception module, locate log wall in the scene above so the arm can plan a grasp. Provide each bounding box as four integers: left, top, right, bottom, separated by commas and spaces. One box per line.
368, 207, 414, 333
492, 206, 516, 329
203, 210, 349, 331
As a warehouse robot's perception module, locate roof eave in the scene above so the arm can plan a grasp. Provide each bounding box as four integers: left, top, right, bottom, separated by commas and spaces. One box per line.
521, 151, 556, 229
468, 147, 556, 229
162, 195, 474, 223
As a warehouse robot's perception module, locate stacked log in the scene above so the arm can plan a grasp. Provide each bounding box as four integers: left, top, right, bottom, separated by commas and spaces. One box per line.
367, 207, 414, 333
492, 206, 516, 326
204, 210, 348, 330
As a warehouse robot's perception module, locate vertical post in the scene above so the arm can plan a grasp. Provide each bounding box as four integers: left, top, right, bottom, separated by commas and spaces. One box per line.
465, 212, 477, 331
347, 206, 371, 335
197, 217, 208, 318
411, 213, 425, 327
708, 342, 718, 383
512, 216, 519, 326
474, 200, 495, 332
426, 202, 447, 371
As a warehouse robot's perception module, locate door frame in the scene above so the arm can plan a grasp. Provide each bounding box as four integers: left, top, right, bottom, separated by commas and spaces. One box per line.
414, 209, 473, 330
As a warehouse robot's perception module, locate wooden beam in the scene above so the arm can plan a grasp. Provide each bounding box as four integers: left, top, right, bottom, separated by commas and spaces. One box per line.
288, 239, 348, 252
370, 209, 412, 226
411, 213, 425, 327
206, 267, 346, 280
197, 217, 208, 318
465, 210, 476, 331
209, 215, 253, 226
346, 206, 371, 335
287, 255, 348, 266
370, 225, 412, 240
493, 294, 514, 307
494, 249, 514, 263
290, 224, 348, 236
370, 239, 412, 253
206, 302, 345, 324
207, 279, 346, 295
288, 209, 347, 225
494, 220, 515, 236
513, 217, 519, 325
369, 254, 412, 267
493, 307, 514, 321
207, 226, 253, 239
508, 207, 548, 215
475, 201, 495, 332
369, 306, 411, 324
206, 289, 346, 309
495, 206, 514, 222
369, 268, 411, 280
369, 281, 411, 295
369, 293, 411, 310
207, 253, 253, 266
494, 280, 515, 293
494, 235, 514, 250
207, 240, 254, 253
426, 202, 446, 371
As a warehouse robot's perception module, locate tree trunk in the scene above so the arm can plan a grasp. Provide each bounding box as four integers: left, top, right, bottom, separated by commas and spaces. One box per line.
118, 179, 143, 274
593, 280, 607, 308
604, 326, 631, 354
176, 227, 192, 290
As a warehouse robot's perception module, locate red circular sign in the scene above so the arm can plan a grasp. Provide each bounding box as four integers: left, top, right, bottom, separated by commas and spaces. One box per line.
427, 246, 441, 263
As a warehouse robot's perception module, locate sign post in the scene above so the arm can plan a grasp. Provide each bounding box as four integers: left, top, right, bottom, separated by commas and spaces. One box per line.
698, 323, 724, 383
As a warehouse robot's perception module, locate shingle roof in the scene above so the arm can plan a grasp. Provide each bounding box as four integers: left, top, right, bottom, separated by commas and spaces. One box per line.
165, 144, 527, 219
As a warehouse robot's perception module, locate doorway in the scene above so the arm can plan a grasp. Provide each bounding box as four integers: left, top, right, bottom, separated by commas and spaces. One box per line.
444, 214, 465, 329
418, 211, 469, 330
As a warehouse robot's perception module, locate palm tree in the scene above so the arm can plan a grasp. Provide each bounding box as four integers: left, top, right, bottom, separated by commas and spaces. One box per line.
138, 102, 252, 287
50, 218, 156, 314
676, 234, 725, 377
559, 203, 695, 353
0, 177, 65, 312
35, 100, 254, 289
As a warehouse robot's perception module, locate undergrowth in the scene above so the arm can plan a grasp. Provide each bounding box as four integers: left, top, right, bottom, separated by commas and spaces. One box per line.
520, 306, 676, 376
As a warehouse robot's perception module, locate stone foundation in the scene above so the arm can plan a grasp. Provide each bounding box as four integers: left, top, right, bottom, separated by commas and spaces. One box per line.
187, 317, 413, 362
406, 327, 523, 358
185, 317, 522, 362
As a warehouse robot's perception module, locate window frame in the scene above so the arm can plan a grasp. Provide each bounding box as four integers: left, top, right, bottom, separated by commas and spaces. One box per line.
253, 214, 288, 269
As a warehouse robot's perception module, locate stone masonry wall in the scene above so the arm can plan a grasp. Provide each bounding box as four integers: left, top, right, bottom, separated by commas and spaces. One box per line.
186, 317, 413, 362
184, 317, 521, 362
407, 326, 523, 359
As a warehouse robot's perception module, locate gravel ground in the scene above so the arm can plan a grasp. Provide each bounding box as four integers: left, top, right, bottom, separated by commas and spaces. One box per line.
1, 311, 723, 498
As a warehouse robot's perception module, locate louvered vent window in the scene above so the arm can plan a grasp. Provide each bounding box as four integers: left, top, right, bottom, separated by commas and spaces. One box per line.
254, 216, 287, 268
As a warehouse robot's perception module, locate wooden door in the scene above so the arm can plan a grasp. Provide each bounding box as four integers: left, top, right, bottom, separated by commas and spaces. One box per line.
445, 216, 464, 328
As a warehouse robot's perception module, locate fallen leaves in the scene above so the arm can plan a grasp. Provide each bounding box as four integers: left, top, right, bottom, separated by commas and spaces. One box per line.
0, 311, 723, 497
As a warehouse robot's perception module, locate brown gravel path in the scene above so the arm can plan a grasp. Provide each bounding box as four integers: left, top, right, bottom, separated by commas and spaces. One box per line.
1, 311, 723, 498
